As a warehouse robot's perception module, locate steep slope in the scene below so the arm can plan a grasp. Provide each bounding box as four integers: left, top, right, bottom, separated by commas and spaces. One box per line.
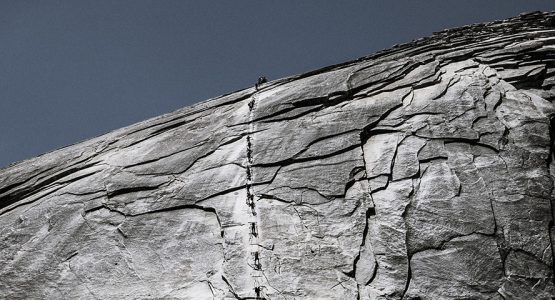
1, 11, 555, 299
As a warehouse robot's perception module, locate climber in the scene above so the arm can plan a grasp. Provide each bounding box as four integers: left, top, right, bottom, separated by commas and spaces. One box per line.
254, 286, 263, 299
255, 76, 268, 90
253, 251, 261, 270
249, 222, 258, 237
246, 192, 255, 209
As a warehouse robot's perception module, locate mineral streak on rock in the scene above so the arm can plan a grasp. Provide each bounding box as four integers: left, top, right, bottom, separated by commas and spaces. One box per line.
1, 11, 555, 299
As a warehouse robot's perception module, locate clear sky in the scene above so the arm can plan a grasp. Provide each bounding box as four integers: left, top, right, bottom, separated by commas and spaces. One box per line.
1, 1, 554, 168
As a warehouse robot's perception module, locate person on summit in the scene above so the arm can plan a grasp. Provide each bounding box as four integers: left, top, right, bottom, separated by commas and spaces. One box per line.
255, 76, 267, 90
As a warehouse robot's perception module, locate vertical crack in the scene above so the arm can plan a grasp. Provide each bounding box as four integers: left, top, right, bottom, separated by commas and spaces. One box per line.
245, 92, 266, 299
400, 261, 412, 300
349, 130, 380, 299
548, 116, 555, 284
400, 184, 415, 300
246, 94, 257, 216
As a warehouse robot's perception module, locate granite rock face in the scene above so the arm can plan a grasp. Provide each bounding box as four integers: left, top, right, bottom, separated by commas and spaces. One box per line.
2, 12, 555, 300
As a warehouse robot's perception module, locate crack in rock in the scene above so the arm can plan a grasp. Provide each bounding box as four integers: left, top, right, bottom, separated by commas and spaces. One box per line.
1, 12, 555, 300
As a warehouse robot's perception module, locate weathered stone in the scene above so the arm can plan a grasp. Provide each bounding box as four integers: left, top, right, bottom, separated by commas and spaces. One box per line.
1, 12, 555, 300
405, 234, 504, 299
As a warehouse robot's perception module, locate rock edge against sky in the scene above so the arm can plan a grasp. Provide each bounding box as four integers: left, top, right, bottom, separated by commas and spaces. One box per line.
1, 11, 555, 299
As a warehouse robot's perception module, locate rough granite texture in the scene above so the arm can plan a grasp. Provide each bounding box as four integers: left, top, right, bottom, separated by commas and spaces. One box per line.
2, 11, 555, 300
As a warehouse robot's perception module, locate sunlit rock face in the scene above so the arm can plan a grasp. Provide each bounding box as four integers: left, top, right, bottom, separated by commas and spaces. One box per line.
1, 11, 555, 300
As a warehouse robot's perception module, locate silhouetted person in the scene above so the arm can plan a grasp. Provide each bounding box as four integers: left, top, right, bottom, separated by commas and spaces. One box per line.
255, 76, 267, 90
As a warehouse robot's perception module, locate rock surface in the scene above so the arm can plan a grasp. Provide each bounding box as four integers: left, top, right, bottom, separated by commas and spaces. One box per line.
2, 11, 555, 300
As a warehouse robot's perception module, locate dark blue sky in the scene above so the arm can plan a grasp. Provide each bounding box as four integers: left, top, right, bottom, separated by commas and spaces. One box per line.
1, 1, 554, 168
